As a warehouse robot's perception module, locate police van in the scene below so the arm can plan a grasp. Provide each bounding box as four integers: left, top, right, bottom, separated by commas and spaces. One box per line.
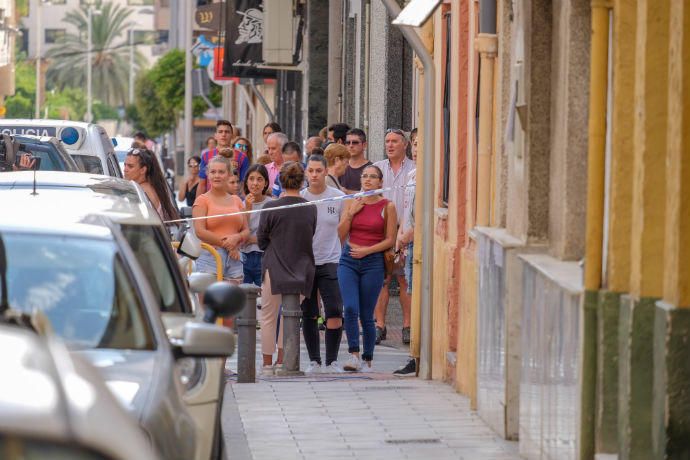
0, 120, 122, 177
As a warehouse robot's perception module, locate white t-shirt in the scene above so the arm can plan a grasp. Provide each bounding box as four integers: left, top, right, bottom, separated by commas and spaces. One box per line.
301, 186, 345, 265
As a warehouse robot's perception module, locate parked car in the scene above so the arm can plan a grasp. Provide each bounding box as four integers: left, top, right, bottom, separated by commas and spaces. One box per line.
0, 119, 122, 177
0, 323, 160, 460
0, 134, 78, 172
0, 171, 242, 460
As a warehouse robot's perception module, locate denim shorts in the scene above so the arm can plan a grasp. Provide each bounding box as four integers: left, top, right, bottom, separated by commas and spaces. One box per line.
404, 242, 413, 294
196, 246, 244, 280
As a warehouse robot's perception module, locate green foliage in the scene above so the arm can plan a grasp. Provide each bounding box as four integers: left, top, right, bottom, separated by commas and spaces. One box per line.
132, 70, 176, 138
45, 0, 145, 107
5, 58, 36, 118
44, 88, 86, 120
130, 49, 221, 137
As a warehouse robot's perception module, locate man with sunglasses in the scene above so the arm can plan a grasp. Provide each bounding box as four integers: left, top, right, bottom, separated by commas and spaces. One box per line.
340, 128, 372, 194
372, 128, 416, 345
196, 120, 249, 198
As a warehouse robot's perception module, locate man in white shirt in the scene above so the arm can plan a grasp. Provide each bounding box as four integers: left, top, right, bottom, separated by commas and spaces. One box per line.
372, 129, 416, 345
300, 154, 346, 373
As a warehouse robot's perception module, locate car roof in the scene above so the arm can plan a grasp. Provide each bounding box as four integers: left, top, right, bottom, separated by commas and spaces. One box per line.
14, 134, 56, 143
0, 171, 162, 227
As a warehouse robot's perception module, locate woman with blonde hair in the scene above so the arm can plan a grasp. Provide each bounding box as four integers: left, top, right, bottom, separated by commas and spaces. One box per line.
193, 156, 249, 284
323, 143, 349, 191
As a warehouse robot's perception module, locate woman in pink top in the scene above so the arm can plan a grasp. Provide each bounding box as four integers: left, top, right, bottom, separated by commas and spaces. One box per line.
193, 156, 249, 283
337, 165, 397, 371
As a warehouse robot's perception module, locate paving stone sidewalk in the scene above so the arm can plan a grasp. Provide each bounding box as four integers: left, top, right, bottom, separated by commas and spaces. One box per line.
222, 377, 520, 460
221, 296, 521, 460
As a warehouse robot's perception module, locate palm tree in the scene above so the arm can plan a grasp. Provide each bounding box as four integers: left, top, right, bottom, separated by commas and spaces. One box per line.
46, 0, 146, 107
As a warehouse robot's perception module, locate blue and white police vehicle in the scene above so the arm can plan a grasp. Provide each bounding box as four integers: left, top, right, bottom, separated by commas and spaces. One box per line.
0, 119, 122, 177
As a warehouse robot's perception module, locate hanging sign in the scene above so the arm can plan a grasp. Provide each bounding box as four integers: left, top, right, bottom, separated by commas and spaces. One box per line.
222, 0, 276, 79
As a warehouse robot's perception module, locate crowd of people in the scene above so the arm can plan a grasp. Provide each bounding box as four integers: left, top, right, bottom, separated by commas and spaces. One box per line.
123, 119, 419, 376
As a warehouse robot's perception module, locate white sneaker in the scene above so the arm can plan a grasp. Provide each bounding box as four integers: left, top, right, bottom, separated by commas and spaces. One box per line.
323, 362, 345, 373
343, 355, 361, 372
260, 365, 274, 376
305, 361, 321, 374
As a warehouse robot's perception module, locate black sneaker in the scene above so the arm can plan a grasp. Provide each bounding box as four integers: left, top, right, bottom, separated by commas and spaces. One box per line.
393, 358, 416, 376
402, 327, 410, 344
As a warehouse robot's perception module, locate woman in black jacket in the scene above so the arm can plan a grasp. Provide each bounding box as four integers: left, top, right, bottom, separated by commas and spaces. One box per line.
257, 161, 317, 375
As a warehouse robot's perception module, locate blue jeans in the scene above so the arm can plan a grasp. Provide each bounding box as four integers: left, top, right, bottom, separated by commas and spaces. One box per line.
337, 244, 385, 361
242, 251, 263, 286
404, 242, 413, 294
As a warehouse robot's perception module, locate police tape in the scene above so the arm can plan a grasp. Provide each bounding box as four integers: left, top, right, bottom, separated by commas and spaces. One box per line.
163, 183, 415, 224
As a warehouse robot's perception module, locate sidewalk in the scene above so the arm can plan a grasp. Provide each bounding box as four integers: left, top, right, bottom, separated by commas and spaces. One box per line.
221, 297, 521, 460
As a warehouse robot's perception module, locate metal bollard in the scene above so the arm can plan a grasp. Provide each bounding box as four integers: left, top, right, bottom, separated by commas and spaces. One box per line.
236, 283, 261, 383
275, 293, 303, 376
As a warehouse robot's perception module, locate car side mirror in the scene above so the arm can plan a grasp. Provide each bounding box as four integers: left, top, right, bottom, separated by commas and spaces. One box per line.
202, 282, 246, 323
175, 322, 235, 358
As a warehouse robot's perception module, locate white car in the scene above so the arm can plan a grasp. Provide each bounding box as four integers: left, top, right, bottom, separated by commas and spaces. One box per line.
0, 119, 122, 177
0, 324, 160, 460
0, 171, 241, 460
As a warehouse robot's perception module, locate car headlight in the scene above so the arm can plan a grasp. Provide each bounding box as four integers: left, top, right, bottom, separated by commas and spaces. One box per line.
177, 357, 205, 392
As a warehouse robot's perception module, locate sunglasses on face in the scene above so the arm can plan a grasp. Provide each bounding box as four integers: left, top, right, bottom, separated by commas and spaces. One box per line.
345, 140, 361, 145
234, 143, 248, 151
188, 163, 199, 168
361, 173, 382, 179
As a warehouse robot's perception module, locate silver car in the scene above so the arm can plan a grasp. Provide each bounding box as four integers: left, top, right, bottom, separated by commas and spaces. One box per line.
0, 324, 160, 460
0, 187, 240, 460
0, 171, 241, 460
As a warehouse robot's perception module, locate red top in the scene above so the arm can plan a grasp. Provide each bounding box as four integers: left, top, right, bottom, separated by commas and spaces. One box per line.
349, 199, 388, 246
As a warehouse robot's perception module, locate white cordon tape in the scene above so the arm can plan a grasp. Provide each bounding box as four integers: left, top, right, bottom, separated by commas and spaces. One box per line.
163, 184, 415, 224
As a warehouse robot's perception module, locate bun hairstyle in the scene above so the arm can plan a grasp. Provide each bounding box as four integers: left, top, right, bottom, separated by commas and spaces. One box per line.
279, 161, 305, 191
207, 155, 231, 174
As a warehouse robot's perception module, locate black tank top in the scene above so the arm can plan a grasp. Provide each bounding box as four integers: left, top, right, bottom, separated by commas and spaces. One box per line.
185, 182, 199, 206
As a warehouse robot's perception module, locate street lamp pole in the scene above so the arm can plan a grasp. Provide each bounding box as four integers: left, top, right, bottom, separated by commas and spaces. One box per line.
129, 28, 134, 104
86, 4, 93, 122
35, 0, 43, 119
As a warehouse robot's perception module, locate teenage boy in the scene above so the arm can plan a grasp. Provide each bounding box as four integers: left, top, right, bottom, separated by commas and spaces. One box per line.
340, 128, 372, 194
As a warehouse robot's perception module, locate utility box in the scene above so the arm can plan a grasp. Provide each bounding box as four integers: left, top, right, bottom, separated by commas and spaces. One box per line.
262, 0, 300, 65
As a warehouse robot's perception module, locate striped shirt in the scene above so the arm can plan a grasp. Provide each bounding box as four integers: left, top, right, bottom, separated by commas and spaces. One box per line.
373, 157, 416, 225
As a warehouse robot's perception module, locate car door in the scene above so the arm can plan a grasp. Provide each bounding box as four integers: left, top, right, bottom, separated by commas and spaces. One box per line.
118, 223, 226, 460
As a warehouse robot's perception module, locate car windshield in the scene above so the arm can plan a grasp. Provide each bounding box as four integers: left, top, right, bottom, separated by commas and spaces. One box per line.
71, 154, 104, 174
3, 233, 155, 350
120, 224, 188, 314
115, 150, 127, 163
12, 141, 72, 172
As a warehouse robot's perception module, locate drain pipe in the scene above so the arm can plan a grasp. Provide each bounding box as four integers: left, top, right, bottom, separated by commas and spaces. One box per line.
381, 0, 435, 379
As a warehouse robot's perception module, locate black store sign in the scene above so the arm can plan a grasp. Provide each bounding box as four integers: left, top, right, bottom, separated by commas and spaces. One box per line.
222, 0, 276, 79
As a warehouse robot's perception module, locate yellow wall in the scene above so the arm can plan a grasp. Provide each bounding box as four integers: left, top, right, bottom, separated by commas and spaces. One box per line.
432, 236, 451, 381
629, 0, 670, 298
663, 0, 690, 308
606, 0, 636, 293
456, 243, 478, 406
